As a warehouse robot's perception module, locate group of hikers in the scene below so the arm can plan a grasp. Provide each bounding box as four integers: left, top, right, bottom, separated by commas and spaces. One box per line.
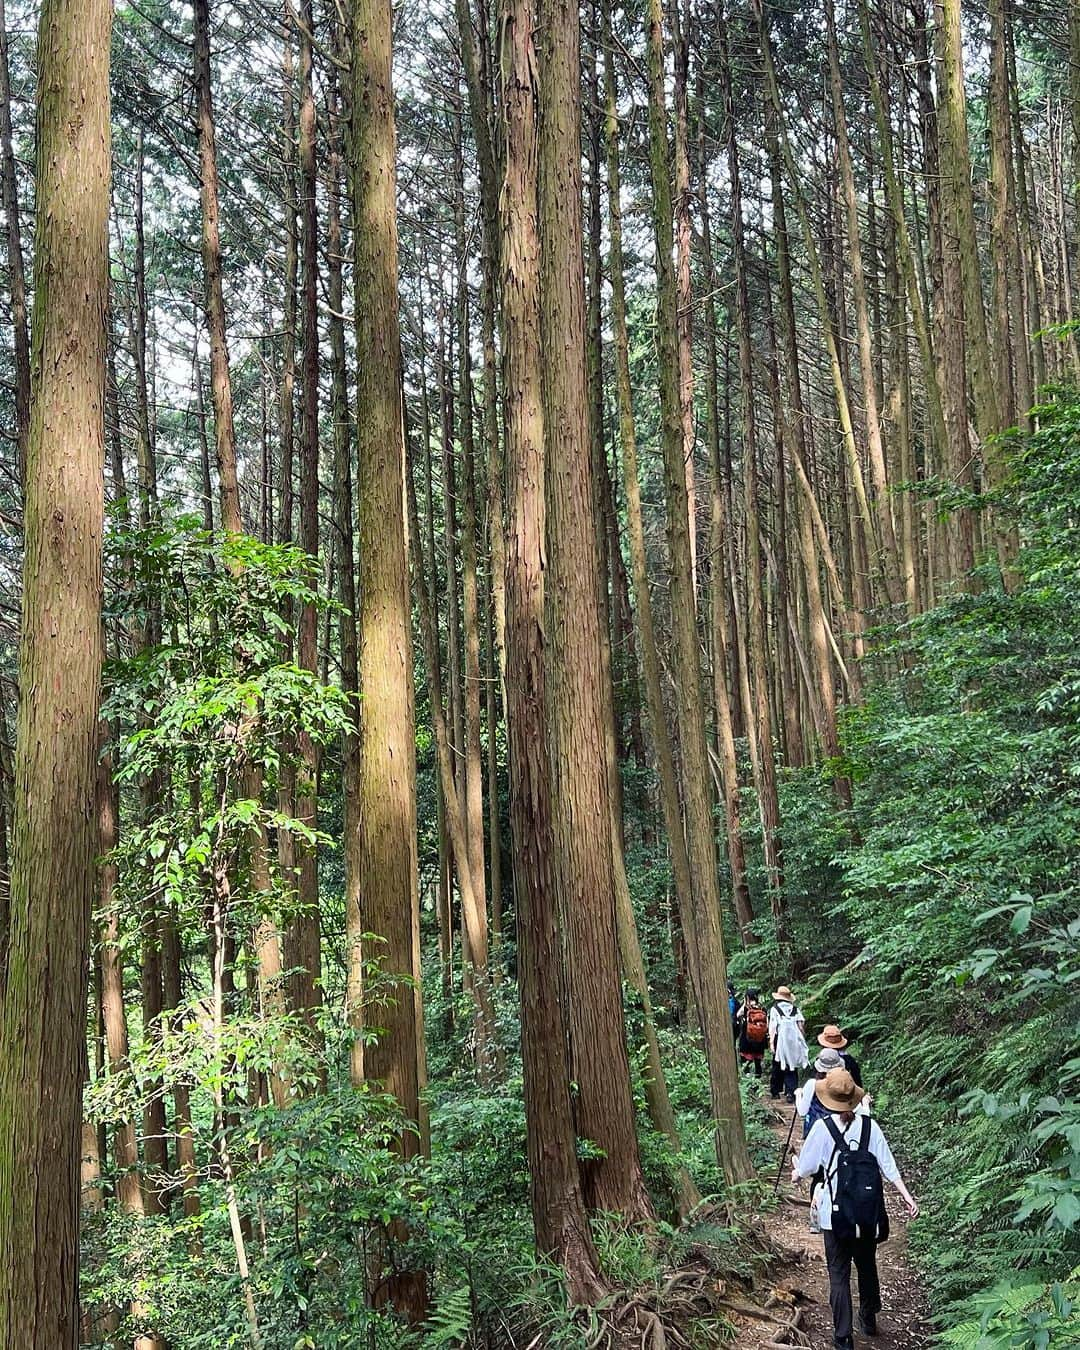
728, 983, 919, 1350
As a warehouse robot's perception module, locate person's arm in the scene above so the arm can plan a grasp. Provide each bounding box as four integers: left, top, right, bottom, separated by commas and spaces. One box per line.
890, 1175, 919, 1218
791, 1125, 824, 1181
869, 1122, 918, 1217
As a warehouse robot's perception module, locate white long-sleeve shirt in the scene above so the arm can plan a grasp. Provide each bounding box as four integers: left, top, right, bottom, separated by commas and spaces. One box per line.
769, 1000, 808, 1070
794, 1114, 899, 1230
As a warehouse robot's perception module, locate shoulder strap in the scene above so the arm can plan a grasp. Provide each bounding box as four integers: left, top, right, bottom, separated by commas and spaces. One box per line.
823, 1116, 846, 1152
822, 1117, 847, 1201
856, 1113, 872, 1153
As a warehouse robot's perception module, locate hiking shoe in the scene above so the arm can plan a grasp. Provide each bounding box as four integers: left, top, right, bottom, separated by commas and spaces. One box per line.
833, 1338, 854, 1350
857, 1311, 878, 1336
785, 1093, 796, 1104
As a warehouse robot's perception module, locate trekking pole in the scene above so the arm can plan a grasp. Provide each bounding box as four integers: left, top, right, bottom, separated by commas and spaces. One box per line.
772, 1106, 798, 1195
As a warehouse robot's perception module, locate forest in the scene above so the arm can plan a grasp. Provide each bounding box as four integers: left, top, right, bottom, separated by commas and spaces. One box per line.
0, 0, 1077, 1346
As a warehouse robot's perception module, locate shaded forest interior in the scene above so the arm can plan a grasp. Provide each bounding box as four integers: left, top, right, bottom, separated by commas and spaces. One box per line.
0, 0, 1077, 1346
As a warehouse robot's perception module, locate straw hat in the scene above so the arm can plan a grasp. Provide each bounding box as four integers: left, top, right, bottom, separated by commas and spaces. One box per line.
773, 985, 795, 1002
813, 1047, 845, 1075
815, 1067, 865, 1113
818, 1024, 849, 1049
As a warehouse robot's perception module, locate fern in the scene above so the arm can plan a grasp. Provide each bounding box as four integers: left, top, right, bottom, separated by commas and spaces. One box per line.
423, 1285, 473, 1348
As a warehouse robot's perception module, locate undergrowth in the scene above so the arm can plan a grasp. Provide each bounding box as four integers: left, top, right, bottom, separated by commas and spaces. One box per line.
731, 390, 1080, 1346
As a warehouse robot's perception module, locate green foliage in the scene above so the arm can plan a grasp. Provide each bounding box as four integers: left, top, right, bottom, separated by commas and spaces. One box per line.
748, 394, 1080, 1336
938, 1273, 1079, 1349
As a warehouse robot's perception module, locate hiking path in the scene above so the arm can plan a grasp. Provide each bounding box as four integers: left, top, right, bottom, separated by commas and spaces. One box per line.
727, 1102, 933, 1350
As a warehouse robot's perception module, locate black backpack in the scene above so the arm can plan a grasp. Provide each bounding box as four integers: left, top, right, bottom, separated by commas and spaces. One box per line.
824, 1116, 889, 1244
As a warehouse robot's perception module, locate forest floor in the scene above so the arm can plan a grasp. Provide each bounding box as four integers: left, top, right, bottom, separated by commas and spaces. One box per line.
726, 1102, 933, 1350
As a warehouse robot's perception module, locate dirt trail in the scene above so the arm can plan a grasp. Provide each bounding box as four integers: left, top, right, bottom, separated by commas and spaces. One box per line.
728, 1103, 932, 1350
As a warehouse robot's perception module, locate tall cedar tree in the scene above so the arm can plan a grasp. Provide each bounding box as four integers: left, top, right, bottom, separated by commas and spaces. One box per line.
536, 0, 653, 1221
349, 0, 428, 1320
499, 0, 606, 1301
0, 0, 111, 1342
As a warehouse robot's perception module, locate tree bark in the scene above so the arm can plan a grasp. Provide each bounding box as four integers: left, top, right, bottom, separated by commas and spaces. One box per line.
0, 4, 111, 1344
328, 55, 363, 1088
537, 0, 653, 1222
0, 0, 29, 487
288, 0, 323, 1037
499, 0, 606, 1299
349, 0, 427, 1318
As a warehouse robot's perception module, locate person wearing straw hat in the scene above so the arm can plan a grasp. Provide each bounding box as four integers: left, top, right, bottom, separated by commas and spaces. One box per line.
796, 1046, 870, 1138
819, 1023, 863, 1088
792, 1069, 919, 1348
768, 985, 808, 1103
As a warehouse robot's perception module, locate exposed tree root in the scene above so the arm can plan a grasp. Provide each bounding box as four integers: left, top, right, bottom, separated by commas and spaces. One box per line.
551, 1246, 815, 1350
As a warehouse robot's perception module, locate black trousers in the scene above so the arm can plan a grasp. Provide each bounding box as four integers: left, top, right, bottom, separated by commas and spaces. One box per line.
823, 1229, 881, 1345
769, 1060, 797, 1098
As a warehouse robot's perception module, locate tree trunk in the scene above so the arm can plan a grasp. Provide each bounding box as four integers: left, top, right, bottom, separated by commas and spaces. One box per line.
824, 0, 902, 607
499, 0, 606, 1299
406, 406, 497, 1075
537, 0, 653, 1223
328, 55, 363, 1088
764, 105, 847, 779
195, 0, 241, 538
938, 0, 1002, 461
0, 0, 29, 488
97, 729, 145, 1218
646, 0, 752, 1186
349, 0, 427, 1318
757, 1, 879, 626
0, 4, 111, 1344
453, 126, 490, 1011
672, 0, 696, 599
288, 0, 323, 1037
715, 8, 785, 934
195, 0, 289, 1106
131, 136, 171, 1215
696, 72, 753, 937
602, 0, 703, 974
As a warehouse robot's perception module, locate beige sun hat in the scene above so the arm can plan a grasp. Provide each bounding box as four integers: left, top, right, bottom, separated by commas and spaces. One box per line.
814, 1067, 865, 1113
818, 1024, 849, 1049
773, 985, 795, 1002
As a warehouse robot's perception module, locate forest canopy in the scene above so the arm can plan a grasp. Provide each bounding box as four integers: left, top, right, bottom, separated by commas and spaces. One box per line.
0, 0, 1077, 1347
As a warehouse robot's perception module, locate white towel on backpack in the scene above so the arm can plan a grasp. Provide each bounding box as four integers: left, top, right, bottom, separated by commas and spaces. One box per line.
770, 1000, 809, 1070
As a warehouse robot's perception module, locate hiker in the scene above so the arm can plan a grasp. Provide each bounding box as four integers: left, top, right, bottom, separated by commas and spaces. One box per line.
792, 1068, 918, 1350
728, 980, 739, 1045
818, 1024, 863, 1087
798, 1047, 847, 1137
769, 985, 808, 1103
737, 988, 769, 1076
